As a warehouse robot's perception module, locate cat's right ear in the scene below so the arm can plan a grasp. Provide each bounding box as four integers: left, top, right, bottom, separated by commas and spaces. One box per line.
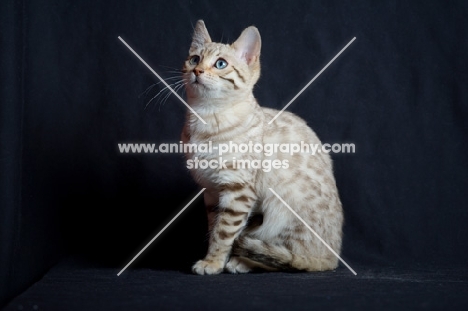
190, 20, 212, 52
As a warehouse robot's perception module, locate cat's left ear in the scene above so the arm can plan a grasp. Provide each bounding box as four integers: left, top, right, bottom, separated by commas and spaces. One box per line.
190, 20, 212, 52
232, 26, 261, 65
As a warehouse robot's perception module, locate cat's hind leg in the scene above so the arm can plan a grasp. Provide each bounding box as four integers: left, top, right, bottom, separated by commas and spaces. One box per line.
233, 236, 338, 272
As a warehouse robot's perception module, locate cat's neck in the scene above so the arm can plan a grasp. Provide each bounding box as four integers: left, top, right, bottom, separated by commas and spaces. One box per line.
186, 93, 260, 139
187, 90, 254, 111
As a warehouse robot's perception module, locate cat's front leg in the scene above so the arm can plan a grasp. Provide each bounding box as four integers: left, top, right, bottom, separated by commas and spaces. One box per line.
192, 183, 257, 275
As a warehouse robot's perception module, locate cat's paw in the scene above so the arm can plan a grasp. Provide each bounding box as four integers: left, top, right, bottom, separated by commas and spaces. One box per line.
225, 256, 252, 274
192, 259, 224, 275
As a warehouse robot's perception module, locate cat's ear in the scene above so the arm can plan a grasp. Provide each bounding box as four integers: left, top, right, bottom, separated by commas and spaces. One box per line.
232, 26, 261, 65
190, 20, 211, 52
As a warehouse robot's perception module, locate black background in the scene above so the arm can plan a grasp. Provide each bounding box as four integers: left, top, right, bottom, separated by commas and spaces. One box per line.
1, 0, 467, 307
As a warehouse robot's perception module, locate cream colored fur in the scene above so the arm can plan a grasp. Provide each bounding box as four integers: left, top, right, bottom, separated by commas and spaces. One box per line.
181, 20, 343, 275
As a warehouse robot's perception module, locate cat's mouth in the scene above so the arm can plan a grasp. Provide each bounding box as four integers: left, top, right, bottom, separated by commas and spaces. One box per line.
193, 76, 203, 85
190, 77, 206, 88
187, 75, 212, 92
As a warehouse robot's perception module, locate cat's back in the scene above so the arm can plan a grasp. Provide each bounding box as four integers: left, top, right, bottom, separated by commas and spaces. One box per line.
258, 106, 336, 197
261, 107, 324, 149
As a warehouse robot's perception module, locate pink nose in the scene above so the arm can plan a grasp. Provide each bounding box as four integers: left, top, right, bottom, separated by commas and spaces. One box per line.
193, 68, 204, 76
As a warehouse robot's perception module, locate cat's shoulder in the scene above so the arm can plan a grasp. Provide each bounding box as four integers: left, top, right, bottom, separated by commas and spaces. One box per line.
260, 107, 308, 128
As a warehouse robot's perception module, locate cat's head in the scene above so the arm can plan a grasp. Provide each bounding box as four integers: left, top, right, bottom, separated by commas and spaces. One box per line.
183, 20, 261, 103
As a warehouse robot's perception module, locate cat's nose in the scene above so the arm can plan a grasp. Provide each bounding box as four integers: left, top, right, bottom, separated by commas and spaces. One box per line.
193, 68, 204, 76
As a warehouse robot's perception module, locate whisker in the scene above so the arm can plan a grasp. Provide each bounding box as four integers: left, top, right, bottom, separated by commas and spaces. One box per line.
153, 76, 184, 86
165, 69, 184, 73
144, 80, 186, 111
139, 83, 157, 98
145, 84, 174, 110
162, 76, 184, 81
159, 65, 183, 71
158, 82, 187, 110
158, 90, 172, 111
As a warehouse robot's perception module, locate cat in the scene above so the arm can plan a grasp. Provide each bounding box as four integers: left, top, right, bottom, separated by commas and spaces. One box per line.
181, 20, 343, 275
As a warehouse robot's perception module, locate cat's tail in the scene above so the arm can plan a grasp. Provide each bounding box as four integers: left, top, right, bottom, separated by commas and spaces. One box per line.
232, 237, 338, 272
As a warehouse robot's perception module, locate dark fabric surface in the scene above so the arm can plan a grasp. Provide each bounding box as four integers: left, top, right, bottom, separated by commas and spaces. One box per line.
4, 258, 468, 310
1, 0, 468, 307
0, 0, 64, 306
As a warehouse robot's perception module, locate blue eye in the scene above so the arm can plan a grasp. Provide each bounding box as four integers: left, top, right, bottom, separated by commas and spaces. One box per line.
189, 55, 200, 65
215, 59, 228, 69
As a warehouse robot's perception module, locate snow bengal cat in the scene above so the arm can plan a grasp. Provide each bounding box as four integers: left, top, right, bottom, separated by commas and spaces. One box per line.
180, 20, 343, 275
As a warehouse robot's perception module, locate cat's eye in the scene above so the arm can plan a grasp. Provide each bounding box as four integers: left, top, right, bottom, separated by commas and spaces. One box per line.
214, 59, 228, 69
189, 55, 200, 65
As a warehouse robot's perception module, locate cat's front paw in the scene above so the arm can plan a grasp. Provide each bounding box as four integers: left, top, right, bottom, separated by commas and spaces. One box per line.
192, 259, 224, 275
225, 256, 252, 274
